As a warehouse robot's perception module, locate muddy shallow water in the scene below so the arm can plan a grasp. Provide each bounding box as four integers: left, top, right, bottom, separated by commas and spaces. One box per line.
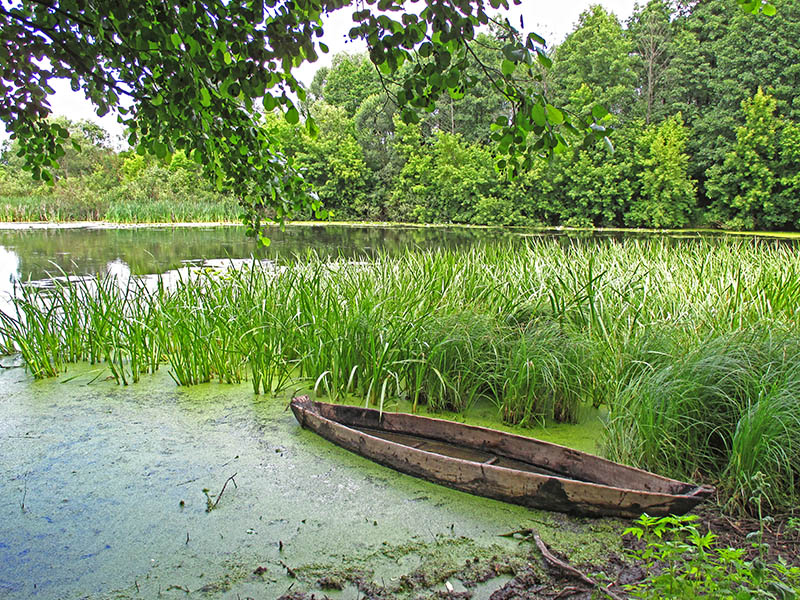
0, 364, 622, 600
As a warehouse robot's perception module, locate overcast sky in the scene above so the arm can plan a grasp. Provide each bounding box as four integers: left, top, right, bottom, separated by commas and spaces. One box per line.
1, 1, 639, 145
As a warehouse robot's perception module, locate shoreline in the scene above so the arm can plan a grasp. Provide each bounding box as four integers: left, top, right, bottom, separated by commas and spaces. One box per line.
1, 219, 799, 239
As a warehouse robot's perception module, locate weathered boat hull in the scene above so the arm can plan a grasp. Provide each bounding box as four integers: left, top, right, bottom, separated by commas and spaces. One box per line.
290, 396, 713, 518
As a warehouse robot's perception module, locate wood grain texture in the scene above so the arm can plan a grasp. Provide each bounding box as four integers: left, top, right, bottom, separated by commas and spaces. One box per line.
291, 396, 713, 518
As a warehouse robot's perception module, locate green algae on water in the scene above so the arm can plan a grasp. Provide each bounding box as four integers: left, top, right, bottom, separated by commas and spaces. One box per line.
0, 366, 624, 600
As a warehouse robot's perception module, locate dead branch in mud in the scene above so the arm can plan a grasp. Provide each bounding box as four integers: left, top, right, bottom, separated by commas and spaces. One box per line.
531, 532, 624, 600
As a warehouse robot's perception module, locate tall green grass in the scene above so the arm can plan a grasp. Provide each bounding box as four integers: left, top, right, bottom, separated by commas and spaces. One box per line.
104, 196, 241, 223
2, 237, 799, 511
604, 330, 800, 514
0, 194, 107, 222
0, 194, 241, 223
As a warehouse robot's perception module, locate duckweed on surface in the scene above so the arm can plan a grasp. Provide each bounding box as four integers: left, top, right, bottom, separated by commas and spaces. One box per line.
0, 365, 625, 600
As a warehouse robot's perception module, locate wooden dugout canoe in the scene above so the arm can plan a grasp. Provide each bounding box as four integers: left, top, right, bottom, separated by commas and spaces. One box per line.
290, 396, 714, 518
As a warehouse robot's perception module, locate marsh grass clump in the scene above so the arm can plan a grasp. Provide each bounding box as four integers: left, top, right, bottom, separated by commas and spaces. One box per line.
0, 272, 162, 382
2, 237, 800, 510
605, 329, 800, 514
402, 309, 498, 413
493, 321, 583, 425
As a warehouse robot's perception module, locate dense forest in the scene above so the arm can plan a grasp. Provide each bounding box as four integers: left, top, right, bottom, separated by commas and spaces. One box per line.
2, 0, 799, 230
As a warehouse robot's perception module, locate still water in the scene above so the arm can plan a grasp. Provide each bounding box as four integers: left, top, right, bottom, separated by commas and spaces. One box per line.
0, 222, 770, 307
0, 224, 512, 284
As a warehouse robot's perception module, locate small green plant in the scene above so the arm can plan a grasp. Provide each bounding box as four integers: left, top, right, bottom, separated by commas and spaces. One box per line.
786, 517, 800, 537
623, 514, 800, 599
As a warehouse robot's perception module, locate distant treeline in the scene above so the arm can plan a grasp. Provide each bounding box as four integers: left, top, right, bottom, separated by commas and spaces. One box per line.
2, 0, 799, 229
0, 118, 241, 223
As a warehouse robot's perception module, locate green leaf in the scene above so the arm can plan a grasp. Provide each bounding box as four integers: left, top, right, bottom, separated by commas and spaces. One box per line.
536, 52, 552, 69
447, 86, 464, 100
401, 108, 420, 124
741, 1, 759, 13
306, 116, 319, 137
263, 94, 277, 111
531, 103, 546, 127
285, 107, 300, 125
546, 105, 564, 125
763, 3, 777, 15
527, 32, 546, 46
592, 104, 609, 121
501, 59, 516, 76
200, 87, 211, 107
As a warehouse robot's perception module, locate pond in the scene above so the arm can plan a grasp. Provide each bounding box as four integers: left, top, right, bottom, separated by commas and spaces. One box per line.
0, 223, 795, 599
6, 364, 608, 599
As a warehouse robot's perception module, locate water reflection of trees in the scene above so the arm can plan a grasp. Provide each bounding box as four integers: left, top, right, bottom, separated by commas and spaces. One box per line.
0, 225, 517, 281
0, 225, 787, 284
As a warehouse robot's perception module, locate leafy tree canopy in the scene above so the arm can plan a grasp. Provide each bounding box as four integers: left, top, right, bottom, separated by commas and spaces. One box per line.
549, 5, 636, 115
0, 0, 776, 237
309, 52, 382, 116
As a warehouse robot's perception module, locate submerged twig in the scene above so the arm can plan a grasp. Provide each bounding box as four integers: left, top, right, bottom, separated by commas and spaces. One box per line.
532, 532, 624, 600
205, 473, 237, 512
500, 527, 535, 538
280, 560, 297, 578
21, 477, 27, 512
499, 520, 554, 537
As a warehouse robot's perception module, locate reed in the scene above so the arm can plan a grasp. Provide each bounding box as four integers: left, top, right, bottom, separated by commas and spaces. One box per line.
104, 196, 240, 223
0, 194, 241, 223
604, 329, 800, 514
3, 237, 800, 510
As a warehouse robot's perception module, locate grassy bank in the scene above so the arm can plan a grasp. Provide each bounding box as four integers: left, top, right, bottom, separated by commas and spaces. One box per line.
1, 238, 799, 513
0, 193, 242, 223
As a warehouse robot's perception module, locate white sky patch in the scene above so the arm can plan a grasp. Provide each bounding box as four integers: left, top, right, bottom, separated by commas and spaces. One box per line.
294, 0, 640, 84
503, 0, 639, 48
0, 1, 638, 145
